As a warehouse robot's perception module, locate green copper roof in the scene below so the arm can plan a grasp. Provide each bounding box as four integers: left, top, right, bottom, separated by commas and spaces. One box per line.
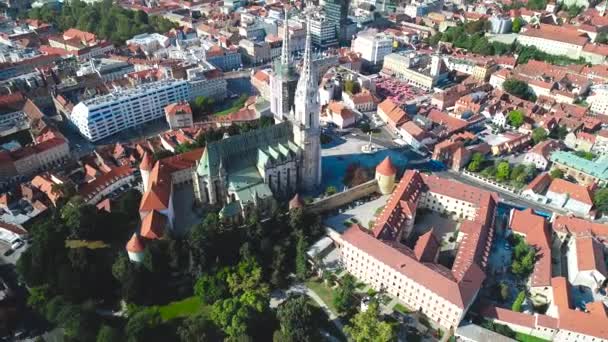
550, 151, 608, 180
197, 121, 295, 178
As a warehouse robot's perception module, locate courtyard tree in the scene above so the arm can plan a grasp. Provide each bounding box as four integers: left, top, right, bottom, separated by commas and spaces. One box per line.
507, 110, 525, 128
593, 188, 608, 215
344, 80, 361, 95
275, 294, 321, 342
467, 152, 485, 172
344, 301, 395, 342
512, 291, 526, 312
532, 127, 547, 144
503, 79, 532, 101
512, 17, 523, 32
334, 274, 357, 315
496, 161, 511, 181
550, 168, 564, 179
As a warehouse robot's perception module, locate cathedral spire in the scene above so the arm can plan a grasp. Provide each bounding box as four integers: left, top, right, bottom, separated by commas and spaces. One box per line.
299, 13, 315, 89
280, 8, 290, 66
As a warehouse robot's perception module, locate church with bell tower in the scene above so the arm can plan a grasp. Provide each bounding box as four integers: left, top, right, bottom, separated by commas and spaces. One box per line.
190, 5, 323, 220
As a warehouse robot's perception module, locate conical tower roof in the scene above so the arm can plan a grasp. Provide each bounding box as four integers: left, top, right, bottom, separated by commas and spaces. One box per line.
289, 193, 304, 209
376, 156, 396, 176
126, 233, 144, 253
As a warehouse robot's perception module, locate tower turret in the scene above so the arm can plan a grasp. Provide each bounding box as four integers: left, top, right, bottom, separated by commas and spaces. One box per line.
375, 156, 396, 195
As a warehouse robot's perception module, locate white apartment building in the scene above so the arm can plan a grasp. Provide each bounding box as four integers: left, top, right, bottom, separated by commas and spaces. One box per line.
352, 29, 393, 65
70, 79, 191, 141
588, 84, 608, 115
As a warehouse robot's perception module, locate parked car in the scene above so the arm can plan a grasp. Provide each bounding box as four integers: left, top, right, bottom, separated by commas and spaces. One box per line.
11, 239, 24, 250
3, 249, 14, 257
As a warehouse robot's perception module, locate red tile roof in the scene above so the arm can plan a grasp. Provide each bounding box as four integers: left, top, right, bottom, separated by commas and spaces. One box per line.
552, 215, 608, 239
140, 211, 166, 240
547, 178, 593, 206
575, 237, 607, 274
376, 156, 396, 176
126, 233, 145, 252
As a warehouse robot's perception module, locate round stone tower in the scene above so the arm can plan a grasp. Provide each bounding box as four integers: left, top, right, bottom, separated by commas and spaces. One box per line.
375, 156, 396, 195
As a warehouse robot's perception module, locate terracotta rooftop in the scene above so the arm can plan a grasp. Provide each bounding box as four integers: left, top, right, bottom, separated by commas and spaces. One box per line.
289, 193, 304, 209
376, 156, 396, 176
140, 210, 166, 240
547, 178, 593, 206
510, 208, 551, 287
126, 233, 145, 253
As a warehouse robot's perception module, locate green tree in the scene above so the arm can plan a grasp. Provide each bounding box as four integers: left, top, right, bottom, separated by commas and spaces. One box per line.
512, 17, 523, 32
210, 297, 251, 338
507, 110, 525, 128
97, 325, 122, 342
125, 309, 162, 342
178, 312, 218, 342
593, 188, 608, 214
194, 270, 228, 304
496, 162, 511, 181
503, 79, 532, 100
344, 301, 395, 342
532, 127, 547, 144
276, 295, 321, 342
344, 80, 361, 95
481, 166, 496, 178
325, 186, 338, 196
512, 291, 526, 312
550, 168, 564, 179
295, 231, 308, 280
333, 274, 357, 314
499, 282, 509, 301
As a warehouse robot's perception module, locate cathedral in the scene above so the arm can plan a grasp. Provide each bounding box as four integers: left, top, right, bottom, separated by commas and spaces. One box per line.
191, 11, 322, 220
126, 10, 323, 260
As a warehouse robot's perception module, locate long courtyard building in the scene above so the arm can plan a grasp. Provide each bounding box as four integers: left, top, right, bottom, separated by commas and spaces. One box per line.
337, 170, 497, 330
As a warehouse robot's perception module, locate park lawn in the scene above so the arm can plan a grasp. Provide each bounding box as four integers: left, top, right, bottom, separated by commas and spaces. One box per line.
213, 95, 249, 116
305, 279, 339, 315
515, 332, 549, 342
65, 240, 109, 249
155, 296, 208, 322
394, 303, 413, 314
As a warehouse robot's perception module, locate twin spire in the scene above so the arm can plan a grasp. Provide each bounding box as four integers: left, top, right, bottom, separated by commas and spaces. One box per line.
281, 8, 291, 66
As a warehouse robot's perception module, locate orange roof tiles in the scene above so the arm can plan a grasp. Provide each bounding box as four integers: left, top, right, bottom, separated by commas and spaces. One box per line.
164, 101, 192, 117
140, 211, 166, 240
547, 178, 593, 206
525, 172, 552, 193
552, 215, 608, 239
521, 24, 589, 46
376, 156, 396, 176
126, 233, 145, 252
575, 237, 607, 274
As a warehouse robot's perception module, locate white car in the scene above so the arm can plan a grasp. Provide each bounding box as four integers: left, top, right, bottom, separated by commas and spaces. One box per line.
11, 239, 24, 250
